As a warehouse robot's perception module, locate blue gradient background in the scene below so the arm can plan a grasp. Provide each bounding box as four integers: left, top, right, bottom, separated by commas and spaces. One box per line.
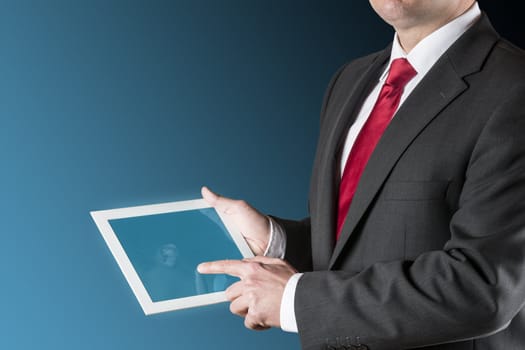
1, 1, 521, 349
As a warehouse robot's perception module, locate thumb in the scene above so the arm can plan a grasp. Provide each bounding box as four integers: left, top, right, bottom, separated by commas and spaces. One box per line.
201, 186, 237, 214
201, 186, 219, 206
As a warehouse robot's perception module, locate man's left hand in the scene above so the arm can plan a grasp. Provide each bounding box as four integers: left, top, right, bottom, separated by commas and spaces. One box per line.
198, 256, 297, 330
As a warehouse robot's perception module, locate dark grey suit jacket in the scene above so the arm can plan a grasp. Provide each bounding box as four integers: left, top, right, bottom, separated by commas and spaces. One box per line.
276, 14, 525, 350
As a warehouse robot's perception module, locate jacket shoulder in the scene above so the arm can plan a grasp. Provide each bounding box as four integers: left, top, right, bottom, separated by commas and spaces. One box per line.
319, 48, 388, 122
340, 49, 388, 78
491, 38, 525, 76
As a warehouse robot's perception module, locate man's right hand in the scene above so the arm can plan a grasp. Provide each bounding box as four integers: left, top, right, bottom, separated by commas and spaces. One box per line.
201, 186, 271, 256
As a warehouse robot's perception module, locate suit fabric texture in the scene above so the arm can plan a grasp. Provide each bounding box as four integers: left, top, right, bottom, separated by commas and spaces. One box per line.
275, 14, 525, 350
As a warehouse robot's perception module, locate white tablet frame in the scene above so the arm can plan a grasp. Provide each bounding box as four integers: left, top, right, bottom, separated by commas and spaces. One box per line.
90, 198, 254, 315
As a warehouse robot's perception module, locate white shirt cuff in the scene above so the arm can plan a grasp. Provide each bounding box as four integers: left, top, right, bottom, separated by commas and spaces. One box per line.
280, 272, 302, 333
263, 217, 286, 259
263, 217, 299, 332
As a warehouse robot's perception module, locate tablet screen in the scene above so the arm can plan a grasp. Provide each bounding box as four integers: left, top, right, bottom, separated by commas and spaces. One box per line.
109, 208, 240, 302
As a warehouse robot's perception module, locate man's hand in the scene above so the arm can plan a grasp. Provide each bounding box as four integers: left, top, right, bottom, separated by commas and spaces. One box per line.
201, 186, 271, 256
198, 256, 297, 330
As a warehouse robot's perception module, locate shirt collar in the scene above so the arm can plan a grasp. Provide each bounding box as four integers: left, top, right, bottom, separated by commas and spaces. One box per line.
380, 1, 482, 82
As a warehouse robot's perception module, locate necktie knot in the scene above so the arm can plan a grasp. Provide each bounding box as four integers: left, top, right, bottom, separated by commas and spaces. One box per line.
386, 58, 417, 89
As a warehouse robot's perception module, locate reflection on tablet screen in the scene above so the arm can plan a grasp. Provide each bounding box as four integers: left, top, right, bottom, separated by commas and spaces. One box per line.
109, 208, 240, 302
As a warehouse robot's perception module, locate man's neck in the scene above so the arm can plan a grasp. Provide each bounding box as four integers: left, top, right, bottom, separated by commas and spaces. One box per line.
396, 2, 476, 53
397, 24, 449, 53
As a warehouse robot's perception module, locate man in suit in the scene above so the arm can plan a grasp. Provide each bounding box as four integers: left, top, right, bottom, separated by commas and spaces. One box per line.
198, 0, 525, 349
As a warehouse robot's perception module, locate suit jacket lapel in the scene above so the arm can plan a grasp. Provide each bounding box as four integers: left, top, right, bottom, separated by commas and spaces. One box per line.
311, 50, 390, 270
328, 14, 499, 269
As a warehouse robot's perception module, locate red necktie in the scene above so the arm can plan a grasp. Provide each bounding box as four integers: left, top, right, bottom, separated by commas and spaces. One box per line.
336, 58, 417, 240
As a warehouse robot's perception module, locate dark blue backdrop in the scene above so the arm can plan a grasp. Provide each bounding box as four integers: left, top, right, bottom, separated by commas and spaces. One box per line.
1, 1, 521, 349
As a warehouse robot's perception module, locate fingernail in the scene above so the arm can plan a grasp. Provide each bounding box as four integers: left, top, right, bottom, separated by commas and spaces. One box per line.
197, 263, 205, 273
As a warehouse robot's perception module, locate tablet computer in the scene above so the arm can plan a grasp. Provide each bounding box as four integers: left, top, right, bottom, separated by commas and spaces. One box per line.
90, 198, 253, 315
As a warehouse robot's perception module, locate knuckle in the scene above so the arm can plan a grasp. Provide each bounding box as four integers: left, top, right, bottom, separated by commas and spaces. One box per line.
237, 199, 248, 208
250, 307, 262, 320
244, 277, 261, 290
223, 259, 237, 269
246, 290, 257, 301
246, 261, 263, 274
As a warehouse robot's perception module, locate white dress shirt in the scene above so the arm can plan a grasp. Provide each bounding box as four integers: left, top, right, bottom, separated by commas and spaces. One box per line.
267, 2, 482, 333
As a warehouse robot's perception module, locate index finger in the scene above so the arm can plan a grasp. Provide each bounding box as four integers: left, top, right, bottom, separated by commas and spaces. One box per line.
197, 259, 246, 277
